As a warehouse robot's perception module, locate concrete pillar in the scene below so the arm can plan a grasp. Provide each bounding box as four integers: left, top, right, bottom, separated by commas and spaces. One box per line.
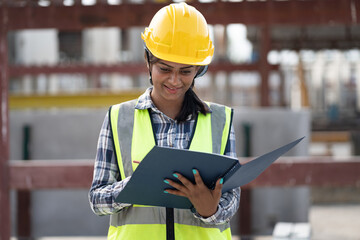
356, 62, 360, 112
83, 27, 120, 89
83, 27, 119, 64
15, 29, 59, 94
233, 108, 310, 235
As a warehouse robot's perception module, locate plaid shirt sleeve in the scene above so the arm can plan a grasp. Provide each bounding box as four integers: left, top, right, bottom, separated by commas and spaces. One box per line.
88, 112, 131, 216
193, 124, 241, 225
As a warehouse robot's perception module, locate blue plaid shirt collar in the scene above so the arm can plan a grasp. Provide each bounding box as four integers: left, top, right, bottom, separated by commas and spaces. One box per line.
134, 87, 157, 111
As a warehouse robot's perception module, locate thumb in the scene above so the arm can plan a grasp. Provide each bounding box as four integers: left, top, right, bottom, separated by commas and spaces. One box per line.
212, 178, 223, 197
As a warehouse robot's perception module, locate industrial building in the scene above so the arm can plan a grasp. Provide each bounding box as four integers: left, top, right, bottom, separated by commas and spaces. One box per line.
1, 0, 360, 239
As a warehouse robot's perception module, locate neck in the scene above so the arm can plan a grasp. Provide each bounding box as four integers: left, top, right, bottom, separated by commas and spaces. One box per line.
151, 94, 183, 120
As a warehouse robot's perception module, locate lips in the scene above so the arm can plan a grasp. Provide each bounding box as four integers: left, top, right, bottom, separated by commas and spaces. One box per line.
164, 85, 181, 94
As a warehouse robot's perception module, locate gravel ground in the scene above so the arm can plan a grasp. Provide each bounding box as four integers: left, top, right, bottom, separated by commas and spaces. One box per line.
10, 204, 360, 240
309, 204, 360, 240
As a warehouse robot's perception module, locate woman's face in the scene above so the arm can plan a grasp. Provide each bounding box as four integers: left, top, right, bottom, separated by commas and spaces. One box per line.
150, 59, 199, 105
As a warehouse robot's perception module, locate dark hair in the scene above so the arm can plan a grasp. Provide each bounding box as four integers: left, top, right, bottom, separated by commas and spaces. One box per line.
144, 50, 209, 122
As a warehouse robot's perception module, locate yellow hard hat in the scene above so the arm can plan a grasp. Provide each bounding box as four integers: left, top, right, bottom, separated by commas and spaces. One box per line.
142, 2, 214, 66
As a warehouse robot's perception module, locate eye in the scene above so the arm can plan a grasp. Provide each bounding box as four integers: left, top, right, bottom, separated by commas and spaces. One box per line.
159, 67, 171, 73
180, 69, 192, 75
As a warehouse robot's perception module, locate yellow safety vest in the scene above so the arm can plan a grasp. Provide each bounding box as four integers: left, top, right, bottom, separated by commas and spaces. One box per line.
108, 99, 233, 240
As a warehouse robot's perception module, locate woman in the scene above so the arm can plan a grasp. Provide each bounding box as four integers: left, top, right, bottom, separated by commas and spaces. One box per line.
89, 2, 240, 240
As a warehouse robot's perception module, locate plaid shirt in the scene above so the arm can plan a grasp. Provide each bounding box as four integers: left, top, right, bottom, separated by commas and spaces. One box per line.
89, 88, 240, 225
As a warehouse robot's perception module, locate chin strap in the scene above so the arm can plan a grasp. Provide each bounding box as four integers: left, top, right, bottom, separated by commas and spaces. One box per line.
144, 46, 153, 84
195, 65, 208, 78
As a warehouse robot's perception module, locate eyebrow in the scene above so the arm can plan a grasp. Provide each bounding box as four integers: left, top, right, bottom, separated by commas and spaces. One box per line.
158, 61, 194, 69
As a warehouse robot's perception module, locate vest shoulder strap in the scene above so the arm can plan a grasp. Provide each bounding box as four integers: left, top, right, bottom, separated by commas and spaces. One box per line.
191, 102, 233, 155
109, 99, 137, 179
208, 102, 233, 155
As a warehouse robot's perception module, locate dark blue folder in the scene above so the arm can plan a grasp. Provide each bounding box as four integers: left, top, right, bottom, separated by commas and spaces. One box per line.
115, 137, 304, 209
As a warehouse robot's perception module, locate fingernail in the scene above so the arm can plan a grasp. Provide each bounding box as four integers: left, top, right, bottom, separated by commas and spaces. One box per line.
173, 173, 178, 178
164, 180, 169, 184
220, 178, 224, 184
164, 190, 169, 194
192, 169, 197, 175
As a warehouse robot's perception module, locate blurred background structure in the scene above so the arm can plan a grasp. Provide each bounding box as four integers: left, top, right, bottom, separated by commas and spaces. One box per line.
1, 0, 360, 239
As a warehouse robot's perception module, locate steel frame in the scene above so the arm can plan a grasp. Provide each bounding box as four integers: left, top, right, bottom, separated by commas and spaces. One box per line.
4, 0, 359, 30
2, 0, 360, 238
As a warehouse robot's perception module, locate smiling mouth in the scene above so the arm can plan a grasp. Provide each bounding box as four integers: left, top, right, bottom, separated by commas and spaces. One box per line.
165, 85, 181, 93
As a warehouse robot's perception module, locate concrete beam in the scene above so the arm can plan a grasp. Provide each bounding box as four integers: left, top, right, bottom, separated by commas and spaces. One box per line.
9, 91, 143, 109
10, 160, 95, 190
243, 156, 360, 188
9, 157, 360, 190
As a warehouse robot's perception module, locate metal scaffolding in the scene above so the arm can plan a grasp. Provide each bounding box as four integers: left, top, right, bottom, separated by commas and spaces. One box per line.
1, 0, 360, 239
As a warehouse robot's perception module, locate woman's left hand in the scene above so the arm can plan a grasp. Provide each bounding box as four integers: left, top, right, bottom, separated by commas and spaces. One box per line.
164, 169, 223, 218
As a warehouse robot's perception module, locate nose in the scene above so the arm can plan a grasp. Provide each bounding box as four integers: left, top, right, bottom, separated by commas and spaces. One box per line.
169, 71, 180, 84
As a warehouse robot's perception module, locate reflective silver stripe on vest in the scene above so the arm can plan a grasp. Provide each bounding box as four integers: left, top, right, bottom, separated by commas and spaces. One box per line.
209, 103, 226, 154
110, 206, 229, 232
111, 206, 166, 226
117, 100, 137, 177
174, 208, 229, 232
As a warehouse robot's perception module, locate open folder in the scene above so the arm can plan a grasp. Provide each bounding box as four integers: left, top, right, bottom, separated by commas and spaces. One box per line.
115, 137, 304, 209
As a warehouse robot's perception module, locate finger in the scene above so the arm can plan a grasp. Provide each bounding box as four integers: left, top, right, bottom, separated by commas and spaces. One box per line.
164, 189, 187, 197
192, 169, 205, 187
164, 178, 186, 191
173, 173, 194, 190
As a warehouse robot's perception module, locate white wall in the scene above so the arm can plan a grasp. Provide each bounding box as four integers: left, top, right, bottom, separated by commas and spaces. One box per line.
232, 108, 310, 235
14, 29, 59, 94
10, 109, 109, 236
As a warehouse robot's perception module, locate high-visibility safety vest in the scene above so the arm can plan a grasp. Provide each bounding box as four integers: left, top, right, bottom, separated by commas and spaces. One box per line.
108, 99, 233, 240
